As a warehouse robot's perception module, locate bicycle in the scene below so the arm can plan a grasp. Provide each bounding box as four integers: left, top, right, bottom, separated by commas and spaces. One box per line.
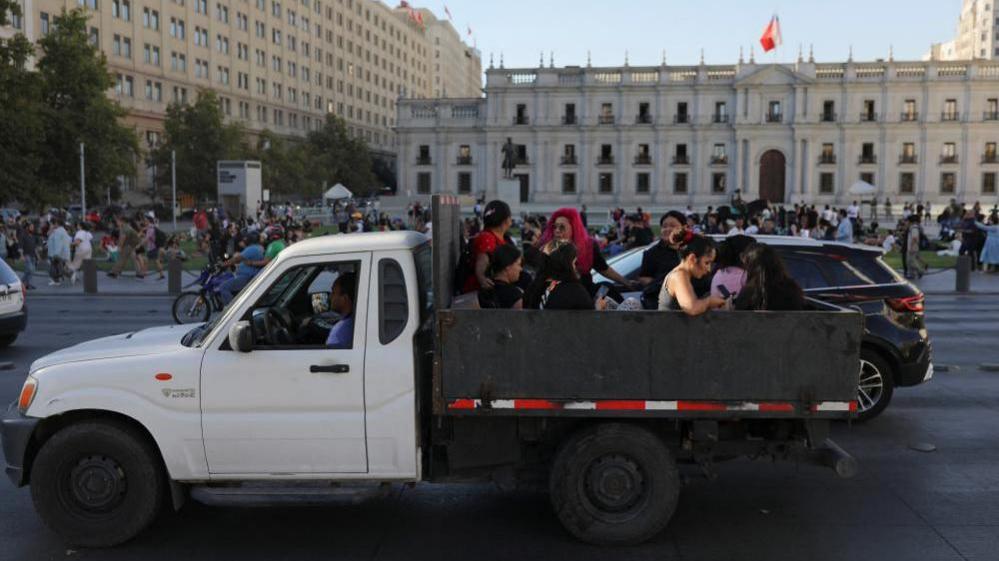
171, 262, 234, 324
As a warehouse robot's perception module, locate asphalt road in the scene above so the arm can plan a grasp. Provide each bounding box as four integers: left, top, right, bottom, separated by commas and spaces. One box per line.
1, 294, 998, 561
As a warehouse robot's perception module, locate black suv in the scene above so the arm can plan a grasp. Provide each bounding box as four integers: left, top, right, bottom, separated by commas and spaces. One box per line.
593, 236, 932, 421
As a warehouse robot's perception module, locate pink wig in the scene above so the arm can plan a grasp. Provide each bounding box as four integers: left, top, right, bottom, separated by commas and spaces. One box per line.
537, 207, 594, 274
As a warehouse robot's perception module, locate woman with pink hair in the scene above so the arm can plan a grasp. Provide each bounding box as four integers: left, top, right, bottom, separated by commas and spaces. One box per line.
536, 207, 635, 295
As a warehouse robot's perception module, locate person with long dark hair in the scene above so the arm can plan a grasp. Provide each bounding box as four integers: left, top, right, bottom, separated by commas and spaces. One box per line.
525, 242, 595, 310
478, 244, 525, 309
658, 231, 727, 316
733, 244, 806, 311
462, 200, 513, 293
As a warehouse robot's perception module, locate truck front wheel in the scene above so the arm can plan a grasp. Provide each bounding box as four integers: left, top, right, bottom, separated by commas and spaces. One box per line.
549, 423, 679, 545
30, 420, 165, 547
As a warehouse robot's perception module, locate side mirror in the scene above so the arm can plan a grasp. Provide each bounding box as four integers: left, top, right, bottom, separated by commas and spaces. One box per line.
229, 321, 254, 353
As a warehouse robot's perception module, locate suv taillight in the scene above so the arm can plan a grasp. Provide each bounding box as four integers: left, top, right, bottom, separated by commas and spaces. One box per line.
888, 294, 924, 313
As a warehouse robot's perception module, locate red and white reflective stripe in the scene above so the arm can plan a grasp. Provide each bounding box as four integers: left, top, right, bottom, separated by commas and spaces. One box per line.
447, 399, 806, 413
811, 401, 859, 413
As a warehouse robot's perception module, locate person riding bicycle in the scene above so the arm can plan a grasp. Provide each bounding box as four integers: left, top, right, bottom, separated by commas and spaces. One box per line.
218, 233, 265, 305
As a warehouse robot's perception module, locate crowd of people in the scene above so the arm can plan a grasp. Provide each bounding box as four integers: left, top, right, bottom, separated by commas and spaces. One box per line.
460, 195, 999, 316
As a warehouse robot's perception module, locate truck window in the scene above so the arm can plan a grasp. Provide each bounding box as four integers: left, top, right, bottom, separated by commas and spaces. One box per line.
243, 260, 361, 349
413, 242, 433, 324
379, 258, 409, 344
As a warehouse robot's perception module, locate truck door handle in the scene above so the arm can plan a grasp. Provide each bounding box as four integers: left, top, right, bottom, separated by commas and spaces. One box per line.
310, 364, 350, 374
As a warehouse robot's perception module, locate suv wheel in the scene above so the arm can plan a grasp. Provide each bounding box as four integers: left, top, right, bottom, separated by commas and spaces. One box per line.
856, 349, 894, 422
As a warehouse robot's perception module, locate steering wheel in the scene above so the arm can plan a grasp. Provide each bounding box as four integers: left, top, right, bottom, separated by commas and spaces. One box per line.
264, 307, 295, 345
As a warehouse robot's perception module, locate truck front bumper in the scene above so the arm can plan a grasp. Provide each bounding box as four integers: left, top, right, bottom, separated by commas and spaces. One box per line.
1, 402, 39, 486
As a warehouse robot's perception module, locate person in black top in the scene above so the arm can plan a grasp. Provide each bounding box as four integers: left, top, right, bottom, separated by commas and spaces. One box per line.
478, 244, 525, 309
733, 244, 805, 311
525, 242, 595, 310
626, 214, 654, 249
536, 208, 634, 296
639, 211, 685, 309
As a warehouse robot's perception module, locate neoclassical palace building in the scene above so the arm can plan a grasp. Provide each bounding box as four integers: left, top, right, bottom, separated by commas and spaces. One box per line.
396, 53, 999, 210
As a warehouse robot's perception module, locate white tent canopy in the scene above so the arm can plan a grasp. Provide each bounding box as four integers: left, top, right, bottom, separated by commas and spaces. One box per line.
323, 183, 352, 200
848, 180, 876, 196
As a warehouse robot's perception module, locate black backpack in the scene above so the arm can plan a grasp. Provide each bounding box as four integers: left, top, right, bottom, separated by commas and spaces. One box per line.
154, 227, 167, 248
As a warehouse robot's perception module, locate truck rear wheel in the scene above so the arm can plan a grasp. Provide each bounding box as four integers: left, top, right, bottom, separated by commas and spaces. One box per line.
549, 423, 679, 545
30, 420, 165, 547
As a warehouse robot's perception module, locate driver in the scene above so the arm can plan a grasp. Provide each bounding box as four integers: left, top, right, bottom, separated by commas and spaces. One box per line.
325, 272, 357, 349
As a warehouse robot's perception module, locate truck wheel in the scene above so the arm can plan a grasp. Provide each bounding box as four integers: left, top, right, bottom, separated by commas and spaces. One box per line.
856, 349, 895, 422
30, 420, 165, 547
550, 423, 679, 545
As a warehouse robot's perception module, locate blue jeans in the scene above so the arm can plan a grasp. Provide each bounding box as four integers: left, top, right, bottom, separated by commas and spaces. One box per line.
22, 256, 35, 287
219, 274, 253, 305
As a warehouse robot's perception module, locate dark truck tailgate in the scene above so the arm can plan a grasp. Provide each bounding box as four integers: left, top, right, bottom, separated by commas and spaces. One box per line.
435, 309, 863, 419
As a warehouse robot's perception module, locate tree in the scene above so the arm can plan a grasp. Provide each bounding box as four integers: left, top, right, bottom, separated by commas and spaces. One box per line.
36, 8, 137, 209
153, 90, 247, 201
0, 0, 45, 206
304, 115, 378, 198
252, 130, 309, 197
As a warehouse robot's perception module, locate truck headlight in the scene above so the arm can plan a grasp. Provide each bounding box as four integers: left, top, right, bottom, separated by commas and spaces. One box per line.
18, 376, 37, 414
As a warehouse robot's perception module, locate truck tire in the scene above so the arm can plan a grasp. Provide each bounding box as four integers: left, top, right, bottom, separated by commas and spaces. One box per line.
549, 423, 679, 545
856, 349, 895, 422
30, 420, 165, 547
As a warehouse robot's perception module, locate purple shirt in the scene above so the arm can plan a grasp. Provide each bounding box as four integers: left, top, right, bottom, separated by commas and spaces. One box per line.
711, 267, 747, 299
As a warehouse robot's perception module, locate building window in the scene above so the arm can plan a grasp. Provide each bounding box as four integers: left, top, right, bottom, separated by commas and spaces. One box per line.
598, 144, 613, 165
457, 172, 471, 194
674, 144, 689, 165
562, 144, 576, 165
860, 143, 876, 164
943, 99, 958, 121
563, 103, 576, 125
416, 172, 431, 194
714, 101, 728, 123
599, 103, 614, 124
598, 173, 613, 193
862, 99, 877, 121
822, 100, 836, 122
984, 172, 997, 195
40, 12, 49, 35
901, 142, 916, 163
675, 102, 688, 124
860, 172, 875, 186
712, 173, 726, 193
514, 104, 528, 125
417, 145, 431, 165
457, 145, 471, 165
673, 172, 688, 194
903, 99, 918, 121
711, 143, 727, 164
562, 173, 576, 194
984, 142, 997, 163
942, 142, 958, 163
899, 172, 915, 194
636, 173, 651, 193
940, 172, 956, 194
637, 102, 652, 124
819, 172, 835, 194
767, 100, 782, 122
635, 144, 651, 165
820, 143, 835, 164
987, 98, 999, 120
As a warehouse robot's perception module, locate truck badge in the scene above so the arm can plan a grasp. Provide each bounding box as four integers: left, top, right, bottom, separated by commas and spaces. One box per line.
161, 388, 196, 399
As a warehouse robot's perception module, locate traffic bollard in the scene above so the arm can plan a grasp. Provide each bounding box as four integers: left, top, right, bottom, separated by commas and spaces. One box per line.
168, 259, 182, 295
955, 255, 971, 293
82, 259, 97, 294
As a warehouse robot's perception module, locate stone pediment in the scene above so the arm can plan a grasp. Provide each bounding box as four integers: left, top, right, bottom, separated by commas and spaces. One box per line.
735, 64, 814, 87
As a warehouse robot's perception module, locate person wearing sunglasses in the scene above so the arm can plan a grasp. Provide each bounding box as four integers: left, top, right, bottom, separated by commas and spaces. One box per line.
536, 208, 636, 297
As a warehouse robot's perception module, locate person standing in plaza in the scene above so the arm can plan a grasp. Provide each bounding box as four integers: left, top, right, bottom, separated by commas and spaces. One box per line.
108, 215, 143, 278
836, 209, 853, 243
18, 221, 38, 290
67, 223, 94, 285
906, 215, 926, 279
46, 219, 72, 286
143, 216, 165, 280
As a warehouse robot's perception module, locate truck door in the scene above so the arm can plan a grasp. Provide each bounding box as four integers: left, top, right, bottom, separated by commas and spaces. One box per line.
200, 253, 371, 475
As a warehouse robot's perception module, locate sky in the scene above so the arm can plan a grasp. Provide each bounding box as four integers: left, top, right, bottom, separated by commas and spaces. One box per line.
427, 0, 962, 69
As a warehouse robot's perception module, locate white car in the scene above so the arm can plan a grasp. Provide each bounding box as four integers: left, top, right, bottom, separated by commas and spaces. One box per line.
0, 259, 26, 347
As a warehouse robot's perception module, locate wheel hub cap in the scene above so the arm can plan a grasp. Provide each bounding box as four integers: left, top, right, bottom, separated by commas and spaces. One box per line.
69, 456, 126, 511
585, 454, 644, 512
857, 359, 884, 413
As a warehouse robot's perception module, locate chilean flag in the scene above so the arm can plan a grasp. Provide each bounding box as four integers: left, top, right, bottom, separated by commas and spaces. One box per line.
760, 15, 782, 53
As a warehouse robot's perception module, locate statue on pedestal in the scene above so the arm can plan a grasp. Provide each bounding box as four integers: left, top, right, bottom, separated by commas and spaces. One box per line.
501, 137, 516, 179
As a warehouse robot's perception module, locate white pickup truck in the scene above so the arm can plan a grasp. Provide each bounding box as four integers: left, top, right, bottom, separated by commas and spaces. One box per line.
2, 196, 864, 547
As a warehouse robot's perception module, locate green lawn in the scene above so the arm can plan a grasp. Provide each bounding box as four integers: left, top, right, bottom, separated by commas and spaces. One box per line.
882, 250, 956, 271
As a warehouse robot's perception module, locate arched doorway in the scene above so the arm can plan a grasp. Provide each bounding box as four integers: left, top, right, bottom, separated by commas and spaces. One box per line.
759, 150, 786, 204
